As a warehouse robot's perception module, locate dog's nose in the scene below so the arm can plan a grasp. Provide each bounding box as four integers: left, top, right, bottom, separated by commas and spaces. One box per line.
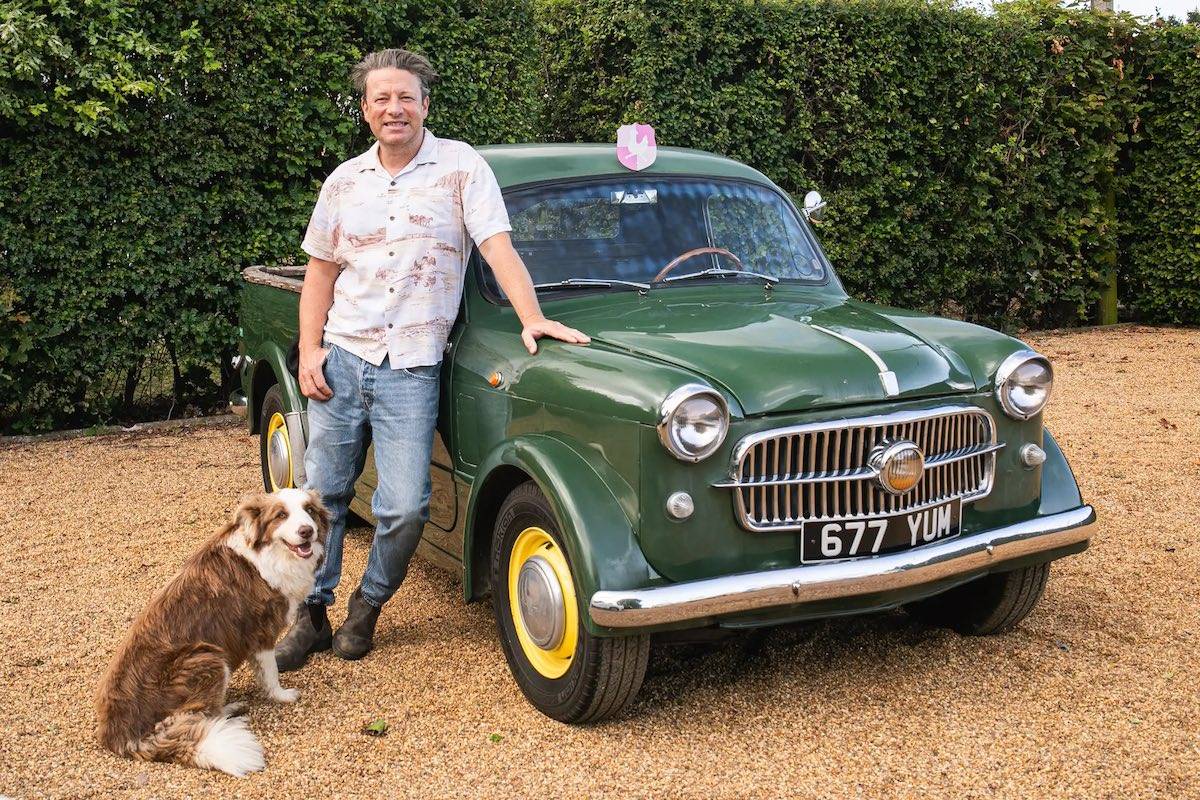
297, 525, 314, 541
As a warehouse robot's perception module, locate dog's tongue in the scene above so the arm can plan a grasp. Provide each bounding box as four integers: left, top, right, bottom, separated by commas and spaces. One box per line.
291, 541, 313, 558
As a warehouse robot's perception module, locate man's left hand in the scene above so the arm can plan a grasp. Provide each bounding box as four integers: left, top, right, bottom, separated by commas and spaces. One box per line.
521, 318, 590, 354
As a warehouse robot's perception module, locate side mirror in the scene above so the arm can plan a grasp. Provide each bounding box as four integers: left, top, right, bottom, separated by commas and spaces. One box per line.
802, 190, 827, 222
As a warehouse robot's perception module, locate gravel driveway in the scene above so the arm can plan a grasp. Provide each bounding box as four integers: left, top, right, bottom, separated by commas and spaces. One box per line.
1, 325, 1196, 799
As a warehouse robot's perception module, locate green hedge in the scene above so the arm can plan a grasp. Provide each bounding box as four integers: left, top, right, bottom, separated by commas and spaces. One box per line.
0, 0, 1195, 433
539, 0, 1140, 329
0, 0, 541, 432
1120, 23, 1200, 324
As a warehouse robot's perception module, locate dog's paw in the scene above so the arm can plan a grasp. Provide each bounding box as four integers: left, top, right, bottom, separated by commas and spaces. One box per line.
269, 687, 299, 703
222, 701, 248, 717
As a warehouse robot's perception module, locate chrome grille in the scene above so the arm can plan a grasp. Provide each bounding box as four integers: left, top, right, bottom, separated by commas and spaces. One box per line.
717, 405, 1002, 532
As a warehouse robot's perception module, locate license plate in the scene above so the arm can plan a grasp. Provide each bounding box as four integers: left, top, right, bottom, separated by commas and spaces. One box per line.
799, 498, 962, 564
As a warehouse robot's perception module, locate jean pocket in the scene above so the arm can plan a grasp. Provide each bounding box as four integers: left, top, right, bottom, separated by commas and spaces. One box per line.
400, 362, 441, 382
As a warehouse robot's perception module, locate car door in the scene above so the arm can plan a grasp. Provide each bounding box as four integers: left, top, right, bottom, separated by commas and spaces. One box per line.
349, 346, 461, 565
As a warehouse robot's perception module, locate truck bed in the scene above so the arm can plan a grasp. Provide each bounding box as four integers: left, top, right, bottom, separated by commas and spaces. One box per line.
245, 265, 305, 293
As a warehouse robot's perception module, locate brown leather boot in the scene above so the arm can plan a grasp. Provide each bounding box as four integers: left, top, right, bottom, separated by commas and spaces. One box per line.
275, 603, 332, 672
332, 587, 381, 660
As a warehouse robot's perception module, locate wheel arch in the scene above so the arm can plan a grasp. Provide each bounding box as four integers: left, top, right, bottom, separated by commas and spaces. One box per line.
465, 463, 531, 601
1038, 427, 1083, 515
463, 433, 656, 636
248, 342, 304, 433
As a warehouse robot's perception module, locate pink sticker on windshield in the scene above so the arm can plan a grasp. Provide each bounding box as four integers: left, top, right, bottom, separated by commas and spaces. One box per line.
616, 123, 657, 171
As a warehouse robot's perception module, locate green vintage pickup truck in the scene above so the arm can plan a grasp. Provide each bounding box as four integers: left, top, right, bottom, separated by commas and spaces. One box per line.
231, 143, 1096, 722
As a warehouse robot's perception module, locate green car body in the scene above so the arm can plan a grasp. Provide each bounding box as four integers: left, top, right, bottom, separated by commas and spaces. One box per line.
234, 143, 1094, 717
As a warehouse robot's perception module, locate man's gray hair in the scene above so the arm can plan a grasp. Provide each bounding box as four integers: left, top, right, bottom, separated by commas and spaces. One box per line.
351, 49, 438, 100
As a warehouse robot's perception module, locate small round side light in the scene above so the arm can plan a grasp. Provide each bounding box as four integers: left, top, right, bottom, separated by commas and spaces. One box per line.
1020, 444, 1047, 469
666, 492, 694, 520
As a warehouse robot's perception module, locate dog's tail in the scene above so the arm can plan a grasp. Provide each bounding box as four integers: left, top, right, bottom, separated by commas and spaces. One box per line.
121, 712, 264, 777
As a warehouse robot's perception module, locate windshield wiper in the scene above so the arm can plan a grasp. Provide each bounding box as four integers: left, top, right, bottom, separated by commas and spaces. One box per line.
534, 278, 650, 292
657, 267, 779, 286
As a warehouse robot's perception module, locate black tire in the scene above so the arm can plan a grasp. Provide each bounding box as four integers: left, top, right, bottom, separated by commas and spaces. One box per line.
259, 385, 294, 492
491, 482, 649, 723
905, 562, 1051, 635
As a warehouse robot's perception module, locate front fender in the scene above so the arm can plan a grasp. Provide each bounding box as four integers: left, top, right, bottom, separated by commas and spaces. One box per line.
463, 433, 657, 636
1039, 427, 1084, 514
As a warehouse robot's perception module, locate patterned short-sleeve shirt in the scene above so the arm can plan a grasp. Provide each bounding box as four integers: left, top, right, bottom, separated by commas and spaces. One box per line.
301, 131, 511, 368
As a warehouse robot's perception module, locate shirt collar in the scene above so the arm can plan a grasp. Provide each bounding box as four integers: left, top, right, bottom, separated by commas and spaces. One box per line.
354, 130, 440, 175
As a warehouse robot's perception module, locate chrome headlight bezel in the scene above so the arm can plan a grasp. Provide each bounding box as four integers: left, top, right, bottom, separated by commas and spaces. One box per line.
994, 350, 1054, 421
657, 384, 730, 462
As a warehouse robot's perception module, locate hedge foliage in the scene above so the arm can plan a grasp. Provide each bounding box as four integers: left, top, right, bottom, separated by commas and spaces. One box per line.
0, 0, 1196, 433
1120, 23, 1200, 324
540, 0, 1141, 328
0, 0, 541, 432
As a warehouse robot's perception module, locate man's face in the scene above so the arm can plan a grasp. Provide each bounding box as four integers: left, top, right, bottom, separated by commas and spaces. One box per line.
361, 68, 429, 148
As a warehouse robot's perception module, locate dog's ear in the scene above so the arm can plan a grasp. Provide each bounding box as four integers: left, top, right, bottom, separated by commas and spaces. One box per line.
304, 490, 331, 543
233, 493, 273, 550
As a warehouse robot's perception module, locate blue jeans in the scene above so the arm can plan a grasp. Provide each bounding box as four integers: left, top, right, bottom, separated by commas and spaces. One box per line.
303, 343, 440, 608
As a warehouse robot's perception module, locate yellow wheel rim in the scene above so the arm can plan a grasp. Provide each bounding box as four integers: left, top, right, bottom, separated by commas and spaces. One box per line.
266, 411, 293, 491
508, 526, 578, 679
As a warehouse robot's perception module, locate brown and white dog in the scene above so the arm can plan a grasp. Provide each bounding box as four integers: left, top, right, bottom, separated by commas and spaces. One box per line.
95, 489, 330, 776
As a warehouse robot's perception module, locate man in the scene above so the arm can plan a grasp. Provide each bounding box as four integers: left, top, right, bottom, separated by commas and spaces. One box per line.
275, 49, 588, 672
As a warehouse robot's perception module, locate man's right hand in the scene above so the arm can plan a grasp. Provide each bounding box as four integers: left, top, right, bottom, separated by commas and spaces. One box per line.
298, 346, 333, 401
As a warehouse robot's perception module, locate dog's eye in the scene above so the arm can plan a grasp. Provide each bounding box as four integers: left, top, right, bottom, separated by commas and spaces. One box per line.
274, 510, 288, 522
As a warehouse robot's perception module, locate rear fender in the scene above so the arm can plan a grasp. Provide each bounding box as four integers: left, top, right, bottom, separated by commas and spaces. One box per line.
463, 433, 655, 636
247, 342, 305, 418
247, 342, 309, 486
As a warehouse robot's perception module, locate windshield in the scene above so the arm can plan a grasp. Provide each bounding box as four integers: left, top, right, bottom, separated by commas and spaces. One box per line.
481, 177, 829, 295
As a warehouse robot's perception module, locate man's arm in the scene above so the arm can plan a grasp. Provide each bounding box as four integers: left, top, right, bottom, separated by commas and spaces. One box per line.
477, 232, 590, 354
297, 256, 340, 400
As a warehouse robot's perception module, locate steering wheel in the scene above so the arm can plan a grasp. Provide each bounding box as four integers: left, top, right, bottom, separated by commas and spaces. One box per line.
652, 247, 744, 283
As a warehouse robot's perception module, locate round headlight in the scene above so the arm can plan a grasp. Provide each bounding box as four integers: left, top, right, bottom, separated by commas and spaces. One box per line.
658, 384, 729, 462
995, 350, 1054, 420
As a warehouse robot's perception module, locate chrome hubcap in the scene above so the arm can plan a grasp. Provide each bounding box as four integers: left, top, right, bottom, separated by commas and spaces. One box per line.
268, 427, 291, 488
517, 556, 565, 650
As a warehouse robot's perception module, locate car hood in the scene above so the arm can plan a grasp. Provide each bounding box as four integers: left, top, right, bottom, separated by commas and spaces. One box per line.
547, 290, 985, 416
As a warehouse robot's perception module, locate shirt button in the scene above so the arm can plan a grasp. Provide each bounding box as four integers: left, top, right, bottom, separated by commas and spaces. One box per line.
389, 215, 395, 221
387, 323, 393, 329
390, 180, 396, 186
388, 251, 394, 256
389, 287, 395, 293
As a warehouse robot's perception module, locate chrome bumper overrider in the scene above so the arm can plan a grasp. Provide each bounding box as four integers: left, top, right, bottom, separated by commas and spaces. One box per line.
229, 391, 248, 418
589, 506, 1096, 628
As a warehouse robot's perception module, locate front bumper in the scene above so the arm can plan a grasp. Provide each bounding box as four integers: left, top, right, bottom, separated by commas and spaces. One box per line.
589, 505, 1096, 628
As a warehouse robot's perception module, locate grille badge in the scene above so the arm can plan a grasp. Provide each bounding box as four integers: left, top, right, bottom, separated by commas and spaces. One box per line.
869, 439, 925, 495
